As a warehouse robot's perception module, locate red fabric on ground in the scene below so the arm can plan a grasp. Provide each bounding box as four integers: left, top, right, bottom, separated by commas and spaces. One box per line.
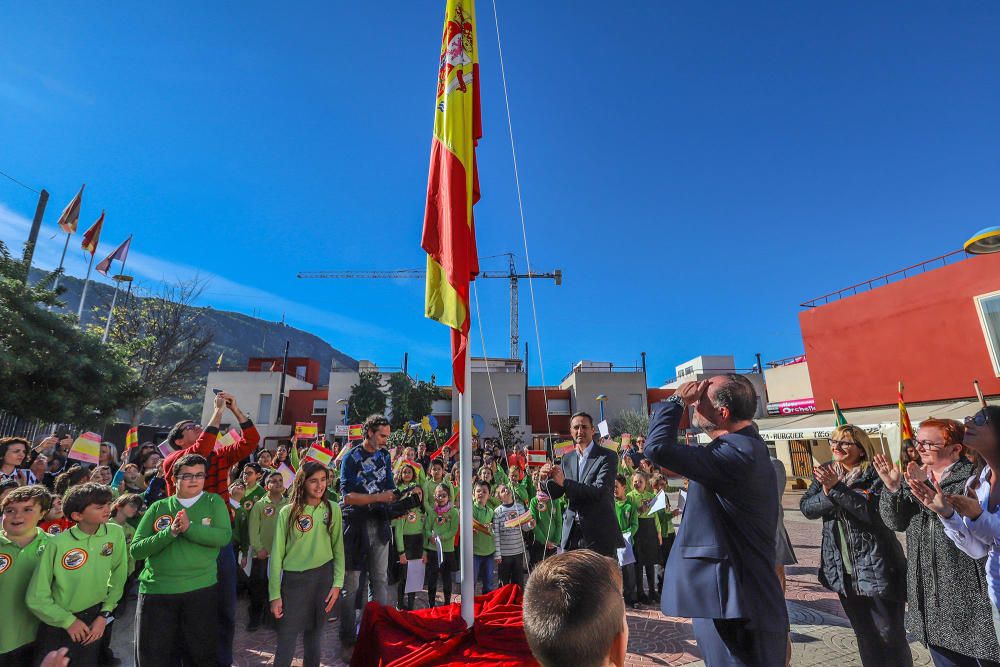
350, 584, 539, 667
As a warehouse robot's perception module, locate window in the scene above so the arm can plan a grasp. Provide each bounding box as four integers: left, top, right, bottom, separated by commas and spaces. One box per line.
507, 394, 522, 422
258, 394, 273, 425
547, 398, 570, 415
312, 399, 328, 416
296, 366, 308, 380
628, 393, 644, 413
976, 291, 1000, 376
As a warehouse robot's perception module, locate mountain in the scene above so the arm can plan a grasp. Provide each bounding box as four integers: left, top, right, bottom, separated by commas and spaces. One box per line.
30, 268, 359, 381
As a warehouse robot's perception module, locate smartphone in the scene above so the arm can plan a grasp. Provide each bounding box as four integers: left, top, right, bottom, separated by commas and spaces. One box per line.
212, 388, 223, 395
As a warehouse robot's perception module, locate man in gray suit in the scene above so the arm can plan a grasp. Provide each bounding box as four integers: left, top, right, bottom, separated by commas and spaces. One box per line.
541, 412, 624, 558
644, 375, 788, 667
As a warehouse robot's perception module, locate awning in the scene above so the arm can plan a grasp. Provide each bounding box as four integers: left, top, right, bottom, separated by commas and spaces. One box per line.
695, 399, 982, 443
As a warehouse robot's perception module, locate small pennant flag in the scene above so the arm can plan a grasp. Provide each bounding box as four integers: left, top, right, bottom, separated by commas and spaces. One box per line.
304, 444, 335, 467
276, 463, 296, 489
347, 424, 363, 441
295, 422, 319, 438
526, 450, 547, 466
898, 382, 914, 444
832, 399, 848, 427
430, 431, 460, 461
553, 440, 574, 458
96, 236, 131, 276
215, 351, 224, 369
124, 426, 139, 452
68, 432, 101, 465
215, 428, 242, 450
472, 518, 491, 535
503, 511, 533, 529
81, 210, 104, 256
57, 185, 85, 234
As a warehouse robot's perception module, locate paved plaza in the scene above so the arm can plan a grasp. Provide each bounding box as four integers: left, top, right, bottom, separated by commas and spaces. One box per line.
111, 490, 932, 666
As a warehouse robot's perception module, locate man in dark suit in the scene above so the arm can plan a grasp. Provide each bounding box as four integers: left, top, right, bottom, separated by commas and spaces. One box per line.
541, 412, 624, 558
644, 375, 788, 667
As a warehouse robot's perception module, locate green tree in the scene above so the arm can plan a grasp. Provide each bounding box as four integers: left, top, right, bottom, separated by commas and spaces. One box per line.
386, 372, 445, 429
610, 409, 649, 439
490, 416, 525, 450
0, 241, 139, 425
348, 369, 387, 423
96, 278, 214, 425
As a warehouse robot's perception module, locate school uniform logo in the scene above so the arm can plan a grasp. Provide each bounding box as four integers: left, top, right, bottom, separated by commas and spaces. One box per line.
296, 515, 313, 533
537, 501, 547, 513
436, 514, 447, 525
0, 553, 10, 574
153, 515, 173, 532
100, 542, 114, 557
322, 511, 330, 527
406, 511, 417, 523
62, 548, 88, 570
263, 505, 275, 518
46, 524, 62, 535
201, 517, 212, 526
243, 500, 254, 511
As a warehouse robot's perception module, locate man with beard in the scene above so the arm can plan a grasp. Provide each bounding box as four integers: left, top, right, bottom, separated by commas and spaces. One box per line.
643, 375, 787, 667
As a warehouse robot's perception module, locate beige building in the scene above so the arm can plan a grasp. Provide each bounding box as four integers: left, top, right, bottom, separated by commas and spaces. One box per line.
450, 357, 530, 441
559, 360, 648, 425
200, 369, 312, 442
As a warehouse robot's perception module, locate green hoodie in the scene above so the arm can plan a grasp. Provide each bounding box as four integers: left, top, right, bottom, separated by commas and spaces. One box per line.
26, 523, 128, 629
0, 528, 49, 652
528, 495, 563, 545
471, 502, 495, 557
248, 495, 289, 556
131, 493, 232, 595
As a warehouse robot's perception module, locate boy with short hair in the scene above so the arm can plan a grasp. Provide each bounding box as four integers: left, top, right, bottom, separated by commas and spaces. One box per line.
26, 483, 127, 666
0, 485, 51, 666
246, 471, 287, 631
471, 480, 496, 594
523, 550, 629, 667
131, 453, 232, 666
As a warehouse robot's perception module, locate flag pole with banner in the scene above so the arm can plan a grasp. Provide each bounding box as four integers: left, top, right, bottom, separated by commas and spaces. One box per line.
98, 235, 133, 344
52, 184, 85, 296
420, 0, 481, 627
77, 210, 105, 321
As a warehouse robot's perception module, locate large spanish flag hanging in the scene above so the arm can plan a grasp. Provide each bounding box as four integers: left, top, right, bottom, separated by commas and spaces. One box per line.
421, 0, 481, 394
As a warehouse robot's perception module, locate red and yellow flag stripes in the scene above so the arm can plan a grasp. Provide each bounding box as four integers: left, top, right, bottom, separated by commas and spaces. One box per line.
421, 0, 481, 394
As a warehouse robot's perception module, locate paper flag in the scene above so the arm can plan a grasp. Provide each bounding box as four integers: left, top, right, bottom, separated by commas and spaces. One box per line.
124, 427, 139, 452
215, 428, 242, 450
621, 433, 632, 449
295, 422, 318, 438
348, 424, 363, 441
597, 420, 609, 438
276, 463, 296, 489
553, 440, 574, 458
404, 559, 426, 594
157, 442, 173, 458
648, 490, 667, 514
617, 533, 636, 567
503, 511, 534, 529
304, 444, 334, 467
472, 518, 491, 535
68, 432, 101, 465
526, 450, 547, 467
602, 438, 620, 452
434, 535, 444, 566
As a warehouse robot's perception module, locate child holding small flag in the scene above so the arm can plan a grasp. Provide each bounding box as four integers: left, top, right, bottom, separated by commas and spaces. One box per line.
614, 475, 640, 608
392, 464, 425, 610
471, 480, 496, 593
269, 462, 344, 667
492, 483, 534, 589
424, 482, 458, 607
528, 484, 562, 566
246, 471, 288, 631
627, 472, 660, 604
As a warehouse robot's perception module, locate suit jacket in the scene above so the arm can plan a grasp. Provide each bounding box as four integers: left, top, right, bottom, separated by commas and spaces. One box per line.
546, 442, 625, 557
644, 400, 788, 632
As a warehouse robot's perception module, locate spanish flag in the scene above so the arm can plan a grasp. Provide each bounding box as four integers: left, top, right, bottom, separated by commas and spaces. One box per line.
81, 210, 104, 256
421, 0, 481, 394
124, 426, 139, 452
898, 382, 914, 446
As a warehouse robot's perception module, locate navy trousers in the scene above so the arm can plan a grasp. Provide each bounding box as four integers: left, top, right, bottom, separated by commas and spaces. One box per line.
691, 617, 787, 667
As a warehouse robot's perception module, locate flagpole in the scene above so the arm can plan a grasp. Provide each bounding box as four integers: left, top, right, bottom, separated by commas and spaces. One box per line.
459, 344, 474, 626
49, 232, 72, 308
101, 236, 131, 344
76, 251, 96, 322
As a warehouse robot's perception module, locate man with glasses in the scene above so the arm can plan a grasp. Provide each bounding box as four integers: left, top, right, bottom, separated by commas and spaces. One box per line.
162, 391, 260, 667
131, 454, 232, 666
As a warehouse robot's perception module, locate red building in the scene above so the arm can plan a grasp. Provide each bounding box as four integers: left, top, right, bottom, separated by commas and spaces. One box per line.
800, 251, 1000, 409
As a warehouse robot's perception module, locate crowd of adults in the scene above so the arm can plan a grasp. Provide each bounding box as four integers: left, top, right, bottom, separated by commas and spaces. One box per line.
2, 377, 1000, 667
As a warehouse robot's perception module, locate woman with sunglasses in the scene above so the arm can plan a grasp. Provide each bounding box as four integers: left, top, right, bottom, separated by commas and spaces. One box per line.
801, 424, 910, 667
875, 419, 1000, 666
910, 406, 1000, 646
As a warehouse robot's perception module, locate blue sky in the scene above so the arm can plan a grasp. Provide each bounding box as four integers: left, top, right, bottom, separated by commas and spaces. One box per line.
2, 2, 998, 387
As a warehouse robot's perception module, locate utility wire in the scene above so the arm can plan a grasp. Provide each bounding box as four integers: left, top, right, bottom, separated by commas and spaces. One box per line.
0, 168, 40, 195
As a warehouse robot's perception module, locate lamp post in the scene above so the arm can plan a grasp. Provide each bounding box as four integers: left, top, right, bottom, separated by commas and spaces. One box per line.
595, 394, 608, 423
965, 227, 1000, 254
336, 398, 350, 426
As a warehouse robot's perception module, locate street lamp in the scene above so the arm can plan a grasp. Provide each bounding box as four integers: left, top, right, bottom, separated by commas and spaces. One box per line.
965, 227, 1000, 255
336, 398, 350, 426
595, 394, 608, 423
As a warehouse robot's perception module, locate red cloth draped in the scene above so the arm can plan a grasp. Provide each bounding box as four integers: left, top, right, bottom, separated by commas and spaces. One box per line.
350, 584, 539, 667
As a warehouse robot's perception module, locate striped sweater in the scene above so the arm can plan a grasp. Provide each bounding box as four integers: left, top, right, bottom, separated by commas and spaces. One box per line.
492, 502, 530, 557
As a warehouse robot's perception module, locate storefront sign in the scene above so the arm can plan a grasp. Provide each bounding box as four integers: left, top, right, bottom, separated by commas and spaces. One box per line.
760, 425, 883, 441
766, 398, 816, 416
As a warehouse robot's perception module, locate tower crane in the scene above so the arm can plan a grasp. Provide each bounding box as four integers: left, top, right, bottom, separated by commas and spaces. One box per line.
298, 253, 561, 359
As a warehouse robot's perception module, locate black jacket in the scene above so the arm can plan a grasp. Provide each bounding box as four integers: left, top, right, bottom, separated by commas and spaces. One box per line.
546, 441, 624, 558
800, 465, 906, 600
880, 459, 1000, 660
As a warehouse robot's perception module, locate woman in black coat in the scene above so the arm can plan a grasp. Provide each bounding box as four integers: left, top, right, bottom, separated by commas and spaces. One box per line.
876, 419, 1000, 667
800, 424, 910, 667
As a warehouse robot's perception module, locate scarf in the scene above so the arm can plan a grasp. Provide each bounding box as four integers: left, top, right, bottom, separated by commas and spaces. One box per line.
435, 501, 453, 516
536, 489, 550, 502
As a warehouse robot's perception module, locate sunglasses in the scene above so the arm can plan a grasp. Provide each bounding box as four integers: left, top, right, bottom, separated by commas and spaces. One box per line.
965, 412, 990, 427
181, 423, 202, 432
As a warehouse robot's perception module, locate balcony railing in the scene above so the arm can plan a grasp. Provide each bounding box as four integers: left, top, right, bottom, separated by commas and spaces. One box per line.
800, 250, 966, 308
766, 355, 806, 368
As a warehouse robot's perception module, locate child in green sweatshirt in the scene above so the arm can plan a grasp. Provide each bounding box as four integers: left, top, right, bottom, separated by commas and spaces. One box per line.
0, 485, 51, 665
614, 475, 639, 607
27, 483, 127, 667
424, 482, 459, 607
131, 453, 232, 666
422, 459, 453, 514
269, 461, 344, 667
528, 489, 562, 566
246, 471, 288, 631
471, 480, 497, 594
99, 492, 143, 665
392, 463, 425, 610
627, 471, 660, 604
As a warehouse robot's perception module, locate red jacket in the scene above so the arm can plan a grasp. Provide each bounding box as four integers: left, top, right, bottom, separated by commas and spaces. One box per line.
163, 421, 260, 517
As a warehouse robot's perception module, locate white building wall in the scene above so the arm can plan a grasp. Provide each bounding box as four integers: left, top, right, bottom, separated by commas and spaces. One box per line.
560, 371, 648, 424
201, 371, 312, 441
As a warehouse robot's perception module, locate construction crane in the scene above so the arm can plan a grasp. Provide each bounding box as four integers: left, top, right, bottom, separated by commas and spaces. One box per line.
298, 253, 561, 359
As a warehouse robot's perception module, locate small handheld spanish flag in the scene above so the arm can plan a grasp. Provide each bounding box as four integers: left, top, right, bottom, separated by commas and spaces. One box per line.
304, 444, 334, 468
348, 424, 363, 441
125, 426, 139, 452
